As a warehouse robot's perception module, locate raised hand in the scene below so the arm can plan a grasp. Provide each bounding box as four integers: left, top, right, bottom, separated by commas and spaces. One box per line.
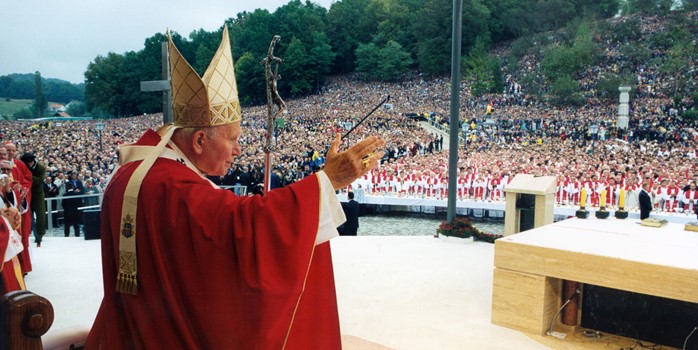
324, 134, 385, 190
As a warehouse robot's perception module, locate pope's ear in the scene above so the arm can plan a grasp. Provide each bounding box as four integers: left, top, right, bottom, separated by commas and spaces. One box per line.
192, 130, 207, 154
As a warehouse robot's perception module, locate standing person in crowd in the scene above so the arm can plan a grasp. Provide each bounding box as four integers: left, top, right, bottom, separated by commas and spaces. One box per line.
338, 191, 360, 236
68, 171, 84, 193
44, 175, 59, 228
83, 179, 101, 207
19, 153, 47, 248
85, 27, 385, 349
61, 182, 82, 237
0, 144, 32, 273
269, 167, 282, 190
53, 171, 66, 197
682, 181, 698, 216
639, 182, 653, 220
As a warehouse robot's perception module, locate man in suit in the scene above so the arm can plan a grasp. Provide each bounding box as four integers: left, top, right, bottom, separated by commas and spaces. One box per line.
62, 182, 83, 237
339, 191, 360, 236
639, 182, 653, 220
68, 171, 84, 193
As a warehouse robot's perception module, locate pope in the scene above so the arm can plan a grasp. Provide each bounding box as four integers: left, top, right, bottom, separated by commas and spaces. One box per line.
85, 26, 384, 349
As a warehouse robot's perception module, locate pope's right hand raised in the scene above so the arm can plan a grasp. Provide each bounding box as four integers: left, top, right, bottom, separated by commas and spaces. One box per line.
324, 133, 385, 191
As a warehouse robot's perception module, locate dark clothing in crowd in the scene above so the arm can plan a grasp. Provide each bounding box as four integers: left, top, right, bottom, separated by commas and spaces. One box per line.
270, 172, 282, 190
639, 189, 653, 220
339, 198, 360, 236
62, 184, 83, 237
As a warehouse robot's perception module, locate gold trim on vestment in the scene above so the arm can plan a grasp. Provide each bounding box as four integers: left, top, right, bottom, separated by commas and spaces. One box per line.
116, 125, 177, 295
282, 175, 323, 349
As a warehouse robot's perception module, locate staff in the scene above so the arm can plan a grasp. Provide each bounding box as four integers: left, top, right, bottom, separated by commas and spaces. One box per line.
262, 35, 286, 193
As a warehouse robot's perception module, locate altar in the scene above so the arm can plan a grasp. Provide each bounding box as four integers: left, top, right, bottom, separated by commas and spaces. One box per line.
491, 217, 698, 348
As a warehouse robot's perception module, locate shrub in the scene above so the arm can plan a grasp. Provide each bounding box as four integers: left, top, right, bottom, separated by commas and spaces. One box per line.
436, 216, 503, 243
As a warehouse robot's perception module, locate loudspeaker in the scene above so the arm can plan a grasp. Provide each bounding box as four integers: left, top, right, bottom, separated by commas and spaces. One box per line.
83, 210, 101, 240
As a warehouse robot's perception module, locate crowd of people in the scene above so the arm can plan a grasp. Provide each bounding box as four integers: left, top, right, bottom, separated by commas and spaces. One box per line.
0, 12, 694, 255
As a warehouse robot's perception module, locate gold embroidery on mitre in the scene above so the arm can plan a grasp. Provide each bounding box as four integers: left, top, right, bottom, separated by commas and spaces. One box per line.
168, 25, 241, 127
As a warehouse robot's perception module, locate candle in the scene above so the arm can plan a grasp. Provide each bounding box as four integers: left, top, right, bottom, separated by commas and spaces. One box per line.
580, 188, 587, 208
619, 189, 626, 209
600, 189, 607, 208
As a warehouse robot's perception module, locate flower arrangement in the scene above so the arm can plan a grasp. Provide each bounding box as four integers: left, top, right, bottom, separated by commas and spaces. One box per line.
435, 216, 503, 243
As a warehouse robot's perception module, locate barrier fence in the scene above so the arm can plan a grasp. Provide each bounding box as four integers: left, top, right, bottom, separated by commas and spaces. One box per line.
43, 185, 247, 230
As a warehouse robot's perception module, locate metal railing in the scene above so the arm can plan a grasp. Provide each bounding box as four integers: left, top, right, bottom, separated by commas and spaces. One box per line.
43, 185, 248, 230
45, 192, 103, 230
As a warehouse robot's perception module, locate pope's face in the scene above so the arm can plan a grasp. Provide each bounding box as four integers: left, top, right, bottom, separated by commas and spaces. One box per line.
198, 122, 242, 177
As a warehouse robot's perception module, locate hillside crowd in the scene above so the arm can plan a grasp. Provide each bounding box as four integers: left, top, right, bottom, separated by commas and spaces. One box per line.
0, 12, 696, 221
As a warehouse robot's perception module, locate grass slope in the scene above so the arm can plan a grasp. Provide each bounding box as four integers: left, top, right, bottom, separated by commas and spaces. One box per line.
0, 98, 32, 117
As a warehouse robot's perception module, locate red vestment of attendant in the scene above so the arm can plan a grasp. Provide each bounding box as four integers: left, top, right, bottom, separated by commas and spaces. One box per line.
0, 219, 24, 293
86, 130, 340, 349
11, 159, 32, 274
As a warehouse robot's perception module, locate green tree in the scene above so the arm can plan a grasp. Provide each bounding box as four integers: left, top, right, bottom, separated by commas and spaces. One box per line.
307, 32, 336, 91
681, 0, 698, 11
235, 51, 266, 105
597, 75, 634, 101
550, 74, 584, 106
12, 107, 33, 120
659, 41, 697, 97
0, 76, 12, 95
326, 0, 372, 73
33, 71, 48, 118
85, 52, 127, 117
356, 40, 412, 81
281, 37, 313, 96
377, 40, 413, 81
541, 21, 598, 80
464, 37, 502, 96
272, 0, 327, 53
190, 28, 222, 75
371, 0, 420, 55
66, 100, 86, 116
412, 0, 455, 75
355, 43, 380, 79
622, 0, 674, 15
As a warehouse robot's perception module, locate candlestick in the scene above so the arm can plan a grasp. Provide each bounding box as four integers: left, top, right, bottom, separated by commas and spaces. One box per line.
596, 189, 610, 219
619, 189, 626, 209
576, 188, 589, 219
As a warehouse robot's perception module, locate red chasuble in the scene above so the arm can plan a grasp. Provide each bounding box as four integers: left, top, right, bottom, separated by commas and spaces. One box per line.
11, 160, 32, 274
85, 130, 341, 349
